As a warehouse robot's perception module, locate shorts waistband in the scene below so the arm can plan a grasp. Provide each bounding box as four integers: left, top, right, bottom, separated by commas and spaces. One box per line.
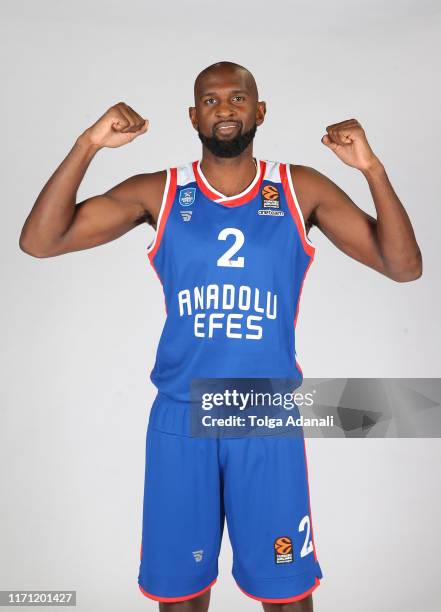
148, 393, 191, 436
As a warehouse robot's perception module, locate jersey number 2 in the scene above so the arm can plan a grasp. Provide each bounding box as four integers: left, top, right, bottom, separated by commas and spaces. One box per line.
299, 515, 314, 557
217, 228, 245, 268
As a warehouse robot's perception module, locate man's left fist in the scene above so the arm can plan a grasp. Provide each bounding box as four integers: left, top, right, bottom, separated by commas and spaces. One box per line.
321, 119, 381, 172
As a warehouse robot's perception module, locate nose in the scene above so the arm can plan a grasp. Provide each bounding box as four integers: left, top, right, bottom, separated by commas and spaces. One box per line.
215, 100, 236, 118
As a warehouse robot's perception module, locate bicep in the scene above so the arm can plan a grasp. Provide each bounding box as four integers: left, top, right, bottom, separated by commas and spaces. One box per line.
51, 173, 163, 255
301, 167, 386, 274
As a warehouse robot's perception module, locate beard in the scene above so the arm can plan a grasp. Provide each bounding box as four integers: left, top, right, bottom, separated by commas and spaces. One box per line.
197, 123, 257, 158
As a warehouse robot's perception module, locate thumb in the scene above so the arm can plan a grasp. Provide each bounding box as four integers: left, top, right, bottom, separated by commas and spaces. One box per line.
321, 134, 339, 151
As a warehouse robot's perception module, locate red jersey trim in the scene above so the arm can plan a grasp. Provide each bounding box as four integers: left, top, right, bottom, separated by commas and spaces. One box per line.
192, 159, 266, 207
147, 167, 177, 261
146, 167, 177, 316
293, 255, 314, 375
279, 163, 315, 258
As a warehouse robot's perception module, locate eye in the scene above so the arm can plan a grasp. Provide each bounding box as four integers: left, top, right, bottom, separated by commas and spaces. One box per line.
232, 95, 244, 102
204, 97, 216, 105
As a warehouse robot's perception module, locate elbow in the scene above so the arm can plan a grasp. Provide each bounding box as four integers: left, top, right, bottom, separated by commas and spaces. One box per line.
391, 270, 422, 283
19, 235, 52, 258
387, 252, 423, 283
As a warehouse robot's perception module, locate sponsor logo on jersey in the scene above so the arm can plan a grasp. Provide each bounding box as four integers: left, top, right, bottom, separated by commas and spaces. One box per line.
178, 283, 278, 340
192, 550, 204, 562
258, 184, 285, 216
274, 536, 293, 564
179, 187, 196, 207
180, 210, 193, 222
258, 209, 285, 216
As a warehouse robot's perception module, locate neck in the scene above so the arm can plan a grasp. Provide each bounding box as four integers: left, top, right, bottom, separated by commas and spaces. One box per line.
199, 147, 257, 197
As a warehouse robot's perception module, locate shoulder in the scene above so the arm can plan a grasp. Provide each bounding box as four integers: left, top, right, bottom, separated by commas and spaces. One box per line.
289, 164, 326, 187
129, 169, 168, 191
134, 162, 196, 225
114, 170, 168, 227
137, 161, 196, 190
288, 164, 343, 222
284, 164, 330, 229
288, 164, 340, 198
135, 160, 196, 196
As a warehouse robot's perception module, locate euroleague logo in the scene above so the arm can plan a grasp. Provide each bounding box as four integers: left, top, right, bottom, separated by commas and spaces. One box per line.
274, 536, 293, 564
258, 184, 285, 216
262, 185, 279, 202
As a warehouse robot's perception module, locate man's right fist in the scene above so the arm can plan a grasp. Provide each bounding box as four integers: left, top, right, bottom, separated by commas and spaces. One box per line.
81, 102, 149, 149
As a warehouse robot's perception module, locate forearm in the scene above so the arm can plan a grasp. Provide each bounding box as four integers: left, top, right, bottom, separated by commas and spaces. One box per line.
362, 160, 422, 280
19, 131, 100, 256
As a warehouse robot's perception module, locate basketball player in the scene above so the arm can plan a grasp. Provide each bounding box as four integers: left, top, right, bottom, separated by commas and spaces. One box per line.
19, 62, 422, 611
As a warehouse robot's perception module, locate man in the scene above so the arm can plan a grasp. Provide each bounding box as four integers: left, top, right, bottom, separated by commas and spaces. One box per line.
19, 61, 422, 611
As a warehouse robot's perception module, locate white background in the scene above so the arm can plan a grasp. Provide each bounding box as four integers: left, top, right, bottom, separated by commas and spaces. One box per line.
1, 1, 440, 610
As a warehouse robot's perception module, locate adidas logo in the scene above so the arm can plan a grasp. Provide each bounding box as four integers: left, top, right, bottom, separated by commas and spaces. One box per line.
192, 550, 203, 562
180, 211, 193, 222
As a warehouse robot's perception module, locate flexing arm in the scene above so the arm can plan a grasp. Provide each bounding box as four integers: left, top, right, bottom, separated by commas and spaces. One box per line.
19, 102, 165, 258
292, 119, 422, 282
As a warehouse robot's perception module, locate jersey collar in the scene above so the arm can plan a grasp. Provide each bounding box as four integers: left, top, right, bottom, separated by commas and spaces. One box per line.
192, 159, 266, 207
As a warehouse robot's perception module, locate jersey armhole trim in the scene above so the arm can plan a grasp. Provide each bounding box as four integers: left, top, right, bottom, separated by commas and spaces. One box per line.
280, 163, 316, 258
146, 167, 177, 260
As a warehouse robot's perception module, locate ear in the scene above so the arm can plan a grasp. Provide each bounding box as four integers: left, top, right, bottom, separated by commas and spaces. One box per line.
256, 101, 266, 127
188, 106, 198, 131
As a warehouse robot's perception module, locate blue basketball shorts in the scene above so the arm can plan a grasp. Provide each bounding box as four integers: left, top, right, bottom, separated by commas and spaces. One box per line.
138, 393, 323, 604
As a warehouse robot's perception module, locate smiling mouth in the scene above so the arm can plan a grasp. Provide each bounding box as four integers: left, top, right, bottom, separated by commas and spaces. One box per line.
214, 122, 241, 136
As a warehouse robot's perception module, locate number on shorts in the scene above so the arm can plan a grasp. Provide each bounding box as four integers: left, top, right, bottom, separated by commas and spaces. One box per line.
299, 515, 314, 557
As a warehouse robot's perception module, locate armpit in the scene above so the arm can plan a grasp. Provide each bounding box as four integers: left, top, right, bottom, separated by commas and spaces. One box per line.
134, 209, 154, 227
305, 210, 317, 234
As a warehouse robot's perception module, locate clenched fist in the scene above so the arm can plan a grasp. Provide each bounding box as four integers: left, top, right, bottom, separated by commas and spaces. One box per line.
321, 118, 381, 172
81, 102, 149, 149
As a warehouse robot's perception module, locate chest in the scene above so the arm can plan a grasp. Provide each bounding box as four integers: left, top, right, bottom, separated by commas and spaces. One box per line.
162, 186, 301, 279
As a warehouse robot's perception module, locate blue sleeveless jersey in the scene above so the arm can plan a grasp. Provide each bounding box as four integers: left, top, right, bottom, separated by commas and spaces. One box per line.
147, 159, 315, 404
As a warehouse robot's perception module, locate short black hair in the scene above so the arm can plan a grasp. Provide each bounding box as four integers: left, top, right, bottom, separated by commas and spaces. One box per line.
194, 61, 258, 101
